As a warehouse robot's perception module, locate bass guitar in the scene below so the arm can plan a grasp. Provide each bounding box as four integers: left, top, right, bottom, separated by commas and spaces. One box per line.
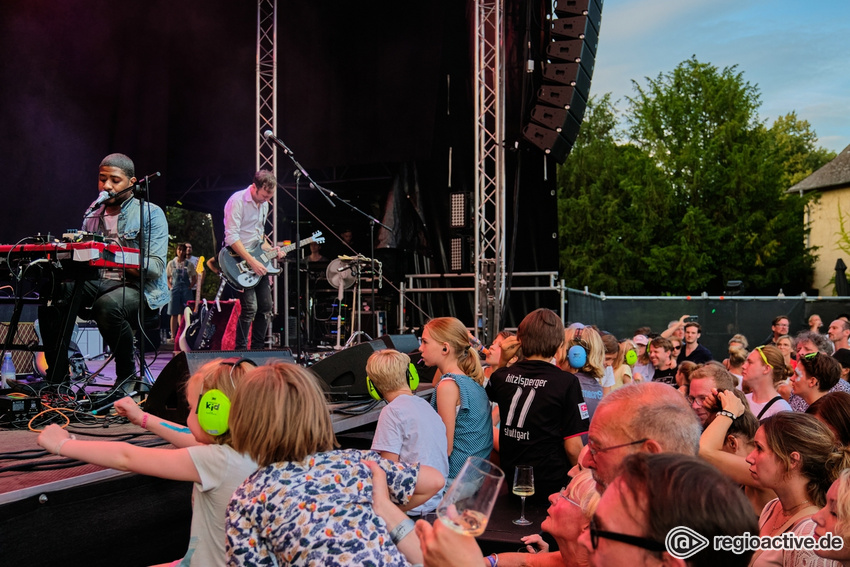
179, 278, 227, 352
218, 230, 324, 289
178, 256, 204, 353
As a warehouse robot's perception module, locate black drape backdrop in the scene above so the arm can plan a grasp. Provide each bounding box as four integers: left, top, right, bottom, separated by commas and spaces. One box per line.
0, 0, 559, 326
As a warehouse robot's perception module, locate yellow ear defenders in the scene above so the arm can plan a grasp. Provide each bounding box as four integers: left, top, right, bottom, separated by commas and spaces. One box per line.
197, 357, 257, 436
366, 362, 421, 401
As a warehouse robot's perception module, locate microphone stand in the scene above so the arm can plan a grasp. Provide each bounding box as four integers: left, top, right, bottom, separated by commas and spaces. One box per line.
264, 134, 390, 341
294, 170, 302, 361
110, 172, 160, 389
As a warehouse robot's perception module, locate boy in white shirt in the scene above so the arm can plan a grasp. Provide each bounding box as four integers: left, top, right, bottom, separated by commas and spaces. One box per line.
367, 349, 449, 515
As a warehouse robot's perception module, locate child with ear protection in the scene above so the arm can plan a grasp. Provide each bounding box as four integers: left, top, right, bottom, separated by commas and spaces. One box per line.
37, 358, 259, 567
559, 324, 613, 424
366, 349, 449, 515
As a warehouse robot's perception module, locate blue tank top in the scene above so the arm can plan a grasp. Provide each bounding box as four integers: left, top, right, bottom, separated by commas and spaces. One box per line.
431, 373, 494, 479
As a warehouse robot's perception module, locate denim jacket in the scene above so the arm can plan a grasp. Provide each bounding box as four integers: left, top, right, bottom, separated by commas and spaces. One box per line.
83, 197, 170, 311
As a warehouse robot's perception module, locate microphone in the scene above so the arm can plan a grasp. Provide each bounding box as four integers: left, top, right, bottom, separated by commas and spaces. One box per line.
85, 191, 113, 214
263, 130, 294, 156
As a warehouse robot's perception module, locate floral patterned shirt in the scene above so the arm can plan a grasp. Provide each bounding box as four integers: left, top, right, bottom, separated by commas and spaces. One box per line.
226, 449, 420, 566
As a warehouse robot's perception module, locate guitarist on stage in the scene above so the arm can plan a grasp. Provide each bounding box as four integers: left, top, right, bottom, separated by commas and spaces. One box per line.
222, 170, 283, 350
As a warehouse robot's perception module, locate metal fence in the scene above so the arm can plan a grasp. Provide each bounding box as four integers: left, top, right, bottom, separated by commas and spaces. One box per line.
566, 288, 850, 359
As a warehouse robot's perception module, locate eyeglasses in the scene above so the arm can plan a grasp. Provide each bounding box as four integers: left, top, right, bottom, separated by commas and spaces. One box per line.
686, 394, 709, 406
558, 487, 581, 507
672, 345, 682, 351
588, 518, 667, 552
587, 438, 649, 458
802, 351, 818, 360
755, 346, 773, 368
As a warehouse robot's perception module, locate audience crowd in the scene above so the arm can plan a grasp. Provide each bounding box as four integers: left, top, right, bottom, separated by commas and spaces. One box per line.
37, 311, 850, 567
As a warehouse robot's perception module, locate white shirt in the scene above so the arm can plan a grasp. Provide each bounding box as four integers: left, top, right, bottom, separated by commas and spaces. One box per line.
223, 187, 268, 249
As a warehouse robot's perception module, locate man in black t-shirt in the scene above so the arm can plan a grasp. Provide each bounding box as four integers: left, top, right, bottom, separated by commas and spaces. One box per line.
487, 309, 589, 500
649, 336, 677, 387
678, 322, 713, 364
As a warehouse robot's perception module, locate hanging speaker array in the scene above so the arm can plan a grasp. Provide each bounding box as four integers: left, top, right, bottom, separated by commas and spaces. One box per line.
522, 0, 603, 163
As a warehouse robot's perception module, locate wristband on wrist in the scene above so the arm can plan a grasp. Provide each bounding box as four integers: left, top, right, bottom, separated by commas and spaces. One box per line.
717, 409, 737, 420
389, 518, 415, 545
141, 413, 149, 429
486, 554, 499, 567
55, 435, 76, 456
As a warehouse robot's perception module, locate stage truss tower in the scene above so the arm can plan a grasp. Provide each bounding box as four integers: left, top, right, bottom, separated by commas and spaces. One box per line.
256, 0, 279, 320
474, 0, 506, 341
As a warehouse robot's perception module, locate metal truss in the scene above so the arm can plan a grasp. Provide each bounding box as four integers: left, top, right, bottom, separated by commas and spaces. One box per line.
474, 0, 506, 342
256, 0, 279, 323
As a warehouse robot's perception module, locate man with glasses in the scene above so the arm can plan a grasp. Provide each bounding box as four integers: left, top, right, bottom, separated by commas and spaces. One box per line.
677, 322, 713, 364
580, 382, 701, 492
685, 362, 737, 426
761, 315, 790, 347
222, 170, 282, 350
578, 453, 756, 567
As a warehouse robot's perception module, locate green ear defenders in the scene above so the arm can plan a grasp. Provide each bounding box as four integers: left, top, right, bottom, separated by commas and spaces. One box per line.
197, 357, 257, 436
625, 349, 638, 366
366, 362, 421, 401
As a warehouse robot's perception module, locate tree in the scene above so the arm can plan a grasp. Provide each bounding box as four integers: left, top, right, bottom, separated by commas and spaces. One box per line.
558, 57, 822, 295
768, 112, 836, 188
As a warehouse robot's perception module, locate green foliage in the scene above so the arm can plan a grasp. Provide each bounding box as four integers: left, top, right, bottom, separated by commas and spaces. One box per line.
769, 112, 836, 188
557, 57, 824, 295
165, 206, 219, 298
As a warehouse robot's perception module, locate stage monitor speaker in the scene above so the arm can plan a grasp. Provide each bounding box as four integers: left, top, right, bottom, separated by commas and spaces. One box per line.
310, 339, 387, 400
378, 334, 420, 355
144, 349, 295, 425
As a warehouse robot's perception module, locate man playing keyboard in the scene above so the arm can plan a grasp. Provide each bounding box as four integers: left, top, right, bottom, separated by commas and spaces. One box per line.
41, 153, 168, 398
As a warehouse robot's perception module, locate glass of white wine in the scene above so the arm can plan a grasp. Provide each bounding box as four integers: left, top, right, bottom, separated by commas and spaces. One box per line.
512, 465, 534, 526
436, 456, 505, 537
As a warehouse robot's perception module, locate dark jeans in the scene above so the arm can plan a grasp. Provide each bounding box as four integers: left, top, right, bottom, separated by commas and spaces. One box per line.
235, 275, 272, 350
41, 279, 148, 385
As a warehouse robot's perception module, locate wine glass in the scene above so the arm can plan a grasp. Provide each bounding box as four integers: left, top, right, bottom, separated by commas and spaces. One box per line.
436, 456, 505, 537
512, 465, 534, 526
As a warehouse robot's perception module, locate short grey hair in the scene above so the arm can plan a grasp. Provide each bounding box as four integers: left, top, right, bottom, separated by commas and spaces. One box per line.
795, 330, 834, 355
598, 382, 701, 456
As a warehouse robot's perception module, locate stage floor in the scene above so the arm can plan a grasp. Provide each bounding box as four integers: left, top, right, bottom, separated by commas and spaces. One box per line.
0, 349, 175, 501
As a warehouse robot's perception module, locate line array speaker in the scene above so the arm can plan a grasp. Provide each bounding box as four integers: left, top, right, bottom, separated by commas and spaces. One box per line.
522, 0, 603, 162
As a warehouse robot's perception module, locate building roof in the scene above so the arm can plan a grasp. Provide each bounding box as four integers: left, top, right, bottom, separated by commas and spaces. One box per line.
788, 143, 850, 194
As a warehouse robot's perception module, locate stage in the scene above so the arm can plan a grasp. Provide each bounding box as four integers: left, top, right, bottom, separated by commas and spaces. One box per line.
0, 345, 542, 565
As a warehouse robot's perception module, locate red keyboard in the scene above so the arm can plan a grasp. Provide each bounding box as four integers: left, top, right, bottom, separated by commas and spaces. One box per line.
0, 242, 140, 269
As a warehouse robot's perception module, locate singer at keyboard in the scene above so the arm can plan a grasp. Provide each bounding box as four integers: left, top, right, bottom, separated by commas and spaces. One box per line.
39, 153, 169, 397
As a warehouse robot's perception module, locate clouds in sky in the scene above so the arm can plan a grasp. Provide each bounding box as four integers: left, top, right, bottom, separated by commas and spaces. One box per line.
590, 0, 850, 152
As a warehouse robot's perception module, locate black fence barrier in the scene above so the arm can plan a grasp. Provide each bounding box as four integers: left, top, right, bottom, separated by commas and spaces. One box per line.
566, 289, 850, 360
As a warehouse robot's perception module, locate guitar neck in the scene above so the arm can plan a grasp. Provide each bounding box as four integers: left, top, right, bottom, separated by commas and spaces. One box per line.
279, 236, 317, 256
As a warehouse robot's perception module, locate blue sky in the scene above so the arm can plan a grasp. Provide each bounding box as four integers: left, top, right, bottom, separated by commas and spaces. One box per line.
589, 0, 850, 153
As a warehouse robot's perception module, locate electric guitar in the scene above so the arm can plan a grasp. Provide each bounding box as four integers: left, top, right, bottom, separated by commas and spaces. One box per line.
179, 278, 227, 352
178, 257, 205, 353
218, 230, 324, 289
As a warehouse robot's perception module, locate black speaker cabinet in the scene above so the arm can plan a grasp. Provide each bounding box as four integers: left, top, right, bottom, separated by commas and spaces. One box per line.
144, 349, 294, 425
309, 340, 388, 400
378, 334, 420, 355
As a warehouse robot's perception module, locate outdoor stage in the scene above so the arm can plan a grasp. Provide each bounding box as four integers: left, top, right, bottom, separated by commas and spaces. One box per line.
0, 347, 428, 565
0, 344, 542, 565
